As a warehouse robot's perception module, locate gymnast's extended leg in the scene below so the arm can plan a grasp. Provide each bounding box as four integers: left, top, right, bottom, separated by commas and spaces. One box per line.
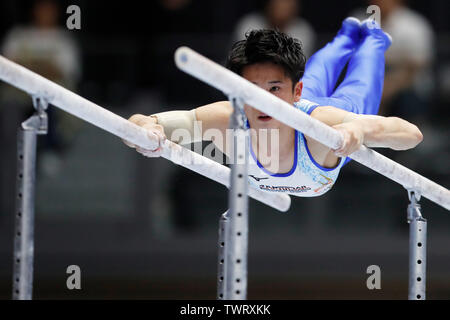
301, 17, 362, 100
327, 20, 392, 115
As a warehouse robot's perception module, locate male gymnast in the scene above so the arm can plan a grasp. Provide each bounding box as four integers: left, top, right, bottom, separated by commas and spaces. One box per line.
124, 18, 423, 196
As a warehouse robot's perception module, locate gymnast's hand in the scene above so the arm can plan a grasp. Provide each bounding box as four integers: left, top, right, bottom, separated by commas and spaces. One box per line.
123, 114, 166, 157
331, 121, 364, 157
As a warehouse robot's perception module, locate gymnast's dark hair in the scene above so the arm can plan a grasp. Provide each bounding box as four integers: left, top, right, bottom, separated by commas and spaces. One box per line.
226, 29, 306, 89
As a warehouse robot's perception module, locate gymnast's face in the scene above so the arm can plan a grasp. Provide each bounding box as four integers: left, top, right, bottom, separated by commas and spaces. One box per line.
241, 62, 302, 130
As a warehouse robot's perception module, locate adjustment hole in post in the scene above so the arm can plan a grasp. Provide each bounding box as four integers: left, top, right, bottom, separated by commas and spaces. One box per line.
19, 174, 23, 179
236, 290, 240, 295
220, 259, 224, 264
17, 212, 21, 217
236, 259, 241, 264
237, 212, 242, 217
15, 290, 19, 294
16, 259, 20, 263
15, 278, 19, 283
19, 155, 23, 160
18, 193, 22, 199
238, 174, 243, 178
417, 242, 422, 247
237, 193, 242, 198
17, 232, 21, 237
220, 276, 223, 281
417, 295, 421, 299
220, 242, 224, 247
236, 278, 240, 283
417, 260, 422, 265
417, 277, 421, 282
237, 232, 241, 236
219, 294, 223, 298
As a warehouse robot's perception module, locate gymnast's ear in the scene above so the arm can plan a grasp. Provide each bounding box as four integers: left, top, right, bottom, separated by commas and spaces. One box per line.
293, 81, 303, 102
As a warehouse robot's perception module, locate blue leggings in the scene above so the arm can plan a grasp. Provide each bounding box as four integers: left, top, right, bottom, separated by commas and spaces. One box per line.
301, 28, 388, 116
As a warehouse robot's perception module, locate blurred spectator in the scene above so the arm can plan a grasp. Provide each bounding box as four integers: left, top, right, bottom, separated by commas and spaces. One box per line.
1, 0, 82, 162
0, 0, 81, 216
233, 0, 316, 58
2, 0, 81, 91
352, 0, 435, 123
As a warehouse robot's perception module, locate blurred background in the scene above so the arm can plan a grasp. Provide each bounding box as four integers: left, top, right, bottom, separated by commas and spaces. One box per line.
0, 0, 449, 299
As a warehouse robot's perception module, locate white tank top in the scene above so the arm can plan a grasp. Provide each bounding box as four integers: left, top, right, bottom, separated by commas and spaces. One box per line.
246, 99, 347, 197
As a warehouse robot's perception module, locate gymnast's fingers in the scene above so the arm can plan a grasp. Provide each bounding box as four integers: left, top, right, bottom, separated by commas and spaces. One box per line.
142, 123, 166, 141
128, 114, 151, 126
123, 114, 152, 148
136, 146, 162, 158
333, 129, 349, 157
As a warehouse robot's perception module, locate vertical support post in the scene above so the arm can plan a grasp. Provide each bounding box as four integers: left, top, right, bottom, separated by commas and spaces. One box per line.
12, 96, 48, 300
217, 211, 228, 299
407, 190, 427, 300
222, 96, 249, 300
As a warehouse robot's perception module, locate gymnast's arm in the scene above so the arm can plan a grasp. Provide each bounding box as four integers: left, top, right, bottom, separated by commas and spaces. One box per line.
309, 106, 424, 157
125, 101, 232, 154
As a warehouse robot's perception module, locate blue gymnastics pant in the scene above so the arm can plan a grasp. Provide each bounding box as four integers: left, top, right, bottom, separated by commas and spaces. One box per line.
301, 26, 388, 116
